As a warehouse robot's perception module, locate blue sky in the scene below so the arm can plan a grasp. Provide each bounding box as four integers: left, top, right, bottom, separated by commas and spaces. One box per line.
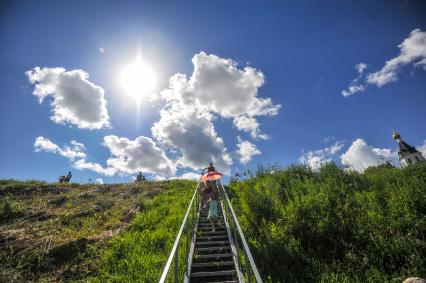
1, 0, 425, 183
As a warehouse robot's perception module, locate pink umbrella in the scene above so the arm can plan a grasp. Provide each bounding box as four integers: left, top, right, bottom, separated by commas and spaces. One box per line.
201, 171, 223, 182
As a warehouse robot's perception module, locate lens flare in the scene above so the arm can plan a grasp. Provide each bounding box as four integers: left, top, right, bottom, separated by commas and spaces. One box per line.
120, 58, 157, 98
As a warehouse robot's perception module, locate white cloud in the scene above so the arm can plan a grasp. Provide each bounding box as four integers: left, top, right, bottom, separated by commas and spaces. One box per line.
152, 52, 281, 174
367, 29, 426, 87
26, 67, 110, 129
95, 178, 104, 184
341, 84, 366, 97
233, 115, 268, 139
355, 62, 368, 74
152, 101, 232, 174
34, 135, 175, 177
73, 159, 117, 176
103, 135, 176, 177
99, 47, 105, 53
236, 137, 261, 164
340, 139, 397, 172
342, 29, 426, 96
32, 52, 281, 178
341, 62, 368, 97
176, 172, 201, 180
160, 52, 280, 133
34, 136, 86, 160
299, 141, 345, 170
342, 29, 426, 97
417, 140, 426, 157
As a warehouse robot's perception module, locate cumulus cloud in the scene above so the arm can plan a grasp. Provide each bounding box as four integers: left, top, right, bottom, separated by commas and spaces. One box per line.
342, 29, 426, 96
233, 115, 268, 139
151, 52, 281, 174
26, 67, 110, 129
417, 140, 426, 157
340, 139, 397, 171
160, 52, 280, 136
235, 137, 261, 164
34, 135, 175, 177
32, 52, 280, 178
152, 101, 232, 174
73, 159, 116, 176
95, 178, 104, 184
367, 29, 426, 86
299, 141, 345, 170
103, 135, 176, 177
176, 172, 201, 180
34, 136, 86, 160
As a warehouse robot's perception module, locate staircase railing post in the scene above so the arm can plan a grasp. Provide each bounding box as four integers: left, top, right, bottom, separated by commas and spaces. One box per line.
185, 221, 189, 270
174, 245, 179, 283
245, 248, 251, 283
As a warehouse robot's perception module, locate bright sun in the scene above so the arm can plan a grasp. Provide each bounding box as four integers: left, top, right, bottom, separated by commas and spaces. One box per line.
120, 58, 157, 99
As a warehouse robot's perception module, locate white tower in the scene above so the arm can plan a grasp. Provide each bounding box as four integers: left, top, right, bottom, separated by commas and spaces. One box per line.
393, 132, 425, 167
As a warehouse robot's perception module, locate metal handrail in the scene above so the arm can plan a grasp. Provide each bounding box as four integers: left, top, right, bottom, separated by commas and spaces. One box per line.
159, 182, 200, 283
218, 180, 263, 283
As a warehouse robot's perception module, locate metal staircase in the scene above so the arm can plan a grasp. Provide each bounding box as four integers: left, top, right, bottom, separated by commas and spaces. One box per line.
190, 200, 237, 282
159, 180, 262, 283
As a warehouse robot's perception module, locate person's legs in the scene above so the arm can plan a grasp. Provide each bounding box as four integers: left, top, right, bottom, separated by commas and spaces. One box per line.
210, 217, 215, 232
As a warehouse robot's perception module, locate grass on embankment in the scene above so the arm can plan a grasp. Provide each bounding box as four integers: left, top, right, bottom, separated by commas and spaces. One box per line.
228, 162, 426, 283
0, 179, 195, 282
88, 179, 195, 282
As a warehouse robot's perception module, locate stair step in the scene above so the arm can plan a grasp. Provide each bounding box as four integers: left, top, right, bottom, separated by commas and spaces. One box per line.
191, 270, 236, 278
191, 261, 234, 268
196, 240, 229, 246
197, 235, 228, 241
199, 221, 224, 225
196, 246, 231, 253
195, 253, 233, 260
198, 223, 225, 227
198, 227, 226, 232
198, 230, 227, 236
200, 217, 223, 220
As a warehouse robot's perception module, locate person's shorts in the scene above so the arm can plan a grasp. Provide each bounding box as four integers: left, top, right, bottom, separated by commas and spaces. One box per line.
204, 187, 212, 197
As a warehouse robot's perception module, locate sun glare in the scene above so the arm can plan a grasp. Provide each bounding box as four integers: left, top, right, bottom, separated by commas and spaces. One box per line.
120, 58, 157, 99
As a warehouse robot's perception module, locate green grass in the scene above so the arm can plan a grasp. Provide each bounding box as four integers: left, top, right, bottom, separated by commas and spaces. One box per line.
88, 179, 195, 282
3, 163, 425, 282
0, 195, 25, 223
0, 179, 195, 282
228, 162, 426, 283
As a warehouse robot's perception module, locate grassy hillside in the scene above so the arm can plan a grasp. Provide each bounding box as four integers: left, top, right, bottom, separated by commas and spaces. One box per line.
228, 162, 426, 282
3, 163, 425, 282
0, 179, 195, 282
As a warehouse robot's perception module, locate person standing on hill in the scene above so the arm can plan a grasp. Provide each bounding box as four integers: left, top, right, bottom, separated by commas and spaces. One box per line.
136, 171, 146, 182
204, 163, 216, 173
64, 171, 72, 183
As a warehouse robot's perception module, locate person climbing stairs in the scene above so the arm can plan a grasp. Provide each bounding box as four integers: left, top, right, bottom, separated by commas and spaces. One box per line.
159, 179, 262, 283
190, 200, 239, 282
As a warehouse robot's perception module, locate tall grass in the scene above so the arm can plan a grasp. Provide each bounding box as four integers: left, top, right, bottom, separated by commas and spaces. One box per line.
228, 162, 426, 282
